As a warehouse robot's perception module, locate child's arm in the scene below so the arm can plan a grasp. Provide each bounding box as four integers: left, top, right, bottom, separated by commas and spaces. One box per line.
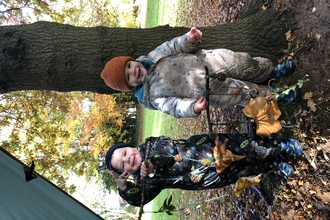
140, 161, 154, 177
193, 96, 208, 114
106, 169, 129, 191
118, 181, 162, 206
188, 27, 202, 45
150, 96, 206, 118
143, 27, 202, 62
106, 168, 162, 206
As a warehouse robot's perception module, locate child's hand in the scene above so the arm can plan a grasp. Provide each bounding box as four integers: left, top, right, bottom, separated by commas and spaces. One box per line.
193, 96, 208, 114
106, 169, 129, 190
188, 27, 202, 44
140, 161, 154, 177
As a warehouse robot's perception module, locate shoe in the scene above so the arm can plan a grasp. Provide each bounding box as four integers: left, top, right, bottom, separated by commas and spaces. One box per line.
277, 138, 303, 157
275, 86, 299, 104
278, 162, 294, 177
271, 60, 295, 78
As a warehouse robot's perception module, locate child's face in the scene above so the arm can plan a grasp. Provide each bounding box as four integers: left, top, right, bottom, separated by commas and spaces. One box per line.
125, 61, 147, 87
111, 147, 142, 174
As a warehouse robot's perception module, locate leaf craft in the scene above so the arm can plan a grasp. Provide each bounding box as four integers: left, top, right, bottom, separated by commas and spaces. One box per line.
234, 174, 262, 196
242, 97, 282, 136
213, 137, 245, 174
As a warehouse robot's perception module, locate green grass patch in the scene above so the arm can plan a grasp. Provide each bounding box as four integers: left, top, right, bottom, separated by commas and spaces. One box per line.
141, 1, 195, 219
144, 0, 160, 27
144, 0, 180, 28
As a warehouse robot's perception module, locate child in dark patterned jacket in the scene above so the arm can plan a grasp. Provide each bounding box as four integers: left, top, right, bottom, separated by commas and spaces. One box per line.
105, 133, 303, 206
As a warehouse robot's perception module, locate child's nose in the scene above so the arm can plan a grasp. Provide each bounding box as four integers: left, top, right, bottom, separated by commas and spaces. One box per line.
124, 156, 130, 163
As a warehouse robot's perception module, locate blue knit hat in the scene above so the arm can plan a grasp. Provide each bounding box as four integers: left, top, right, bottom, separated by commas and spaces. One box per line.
105, 142, 135, 174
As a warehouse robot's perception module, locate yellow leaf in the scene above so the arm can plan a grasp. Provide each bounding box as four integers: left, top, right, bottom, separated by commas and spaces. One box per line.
242, 98, 282, 136
303, 91, 313, 100
234, 174, 261, 196
298, 180, 304, 186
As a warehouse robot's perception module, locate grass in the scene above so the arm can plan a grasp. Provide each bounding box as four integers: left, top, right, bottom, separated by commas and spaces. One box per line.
144, 0, 180, 28
140, 1, 191, 219
139, 1, 213, 219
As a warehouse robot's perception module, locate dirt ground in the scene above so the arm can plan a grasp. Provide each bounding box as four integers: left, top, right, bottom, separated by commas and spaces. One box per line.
174, 0, 330, 219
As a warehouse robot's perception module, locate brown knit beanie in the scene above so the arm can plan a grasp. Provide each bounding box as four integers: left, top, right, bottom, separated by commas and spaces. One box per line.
101, 56, 135, 92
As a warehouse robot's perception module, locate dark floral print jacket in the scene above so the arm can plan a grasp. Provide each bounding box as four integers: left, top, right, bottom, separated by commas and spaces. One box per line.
118, 134, 284, 206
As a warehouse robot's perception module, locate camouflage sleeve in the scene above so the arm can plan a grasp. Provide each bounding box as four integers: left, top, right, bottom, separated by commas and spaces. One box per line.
151, 97, 200, 118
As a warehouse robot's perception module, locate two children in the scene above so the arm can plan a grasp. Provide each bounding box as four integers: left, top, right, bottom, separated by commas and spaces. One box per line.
101, 27, 298, 118
106, 133, 303, 206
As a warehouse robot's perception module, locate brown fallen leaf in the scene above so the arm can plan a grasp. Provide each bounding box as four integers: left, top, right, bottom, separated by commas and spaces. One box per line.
303, 91, 313, 100
276, 0, 282, 11
213, 137, 245, 174
307, 99, 317, 112
285, 30, 296, 42
319, 192, 330, 204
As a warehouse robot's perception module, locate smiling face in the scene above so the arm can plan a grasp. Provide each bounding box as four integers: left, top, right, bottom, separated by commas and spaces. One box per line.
124, 61, 147, 87
111, 147, 142, 174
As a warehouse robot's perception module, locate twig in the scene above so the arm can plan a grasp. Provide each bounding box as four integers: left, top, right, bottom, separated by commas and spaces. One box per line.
292, 38, 315, 58
204, 66, 213, 133
138, 141, 151, 220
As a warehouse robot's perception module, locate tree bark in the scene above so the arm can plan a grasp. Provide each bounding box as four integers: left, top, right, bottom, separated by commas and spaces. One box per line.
0, 6, 287, 94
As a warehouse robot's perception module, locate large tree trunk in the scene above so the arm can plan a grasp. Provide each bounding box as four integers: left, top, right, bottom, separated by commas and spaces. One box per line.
0, 6, 287, 94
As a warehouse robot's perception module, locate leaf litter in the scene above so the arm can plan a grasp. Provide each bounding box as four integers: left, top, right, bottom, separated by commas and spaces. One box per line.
167, 0, 330, 219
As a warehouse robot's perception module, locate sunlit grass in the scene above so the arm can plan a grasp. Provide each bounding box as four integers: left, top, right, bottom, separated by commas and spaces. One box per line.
141, 0, 204, 219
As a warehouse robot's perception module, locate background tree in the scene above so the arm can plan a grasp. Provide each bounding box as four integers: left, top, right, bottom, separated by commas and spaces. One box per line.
1, 0, 139, 194
0, 4, 289, 94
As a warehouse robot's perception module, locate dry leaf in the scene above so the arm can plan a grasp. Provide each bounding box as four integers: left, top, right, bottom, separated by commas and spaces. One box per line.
303, 91, 313, 100
234, 174, 262, 196
319, 192, 330, 204
285, 30, 296, 42
213, 137, 245, 174
319, 141, 330, 161
307, 99, 317, 112
242, 98, 282, 136
262, 5, 269, 10
183, 208, 191, 216
276, 0, 282, 10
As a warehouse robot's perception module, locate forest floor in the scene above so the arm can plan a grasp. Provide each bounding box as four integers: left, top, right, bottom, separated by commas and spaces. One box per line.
168, 0, 330, 219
